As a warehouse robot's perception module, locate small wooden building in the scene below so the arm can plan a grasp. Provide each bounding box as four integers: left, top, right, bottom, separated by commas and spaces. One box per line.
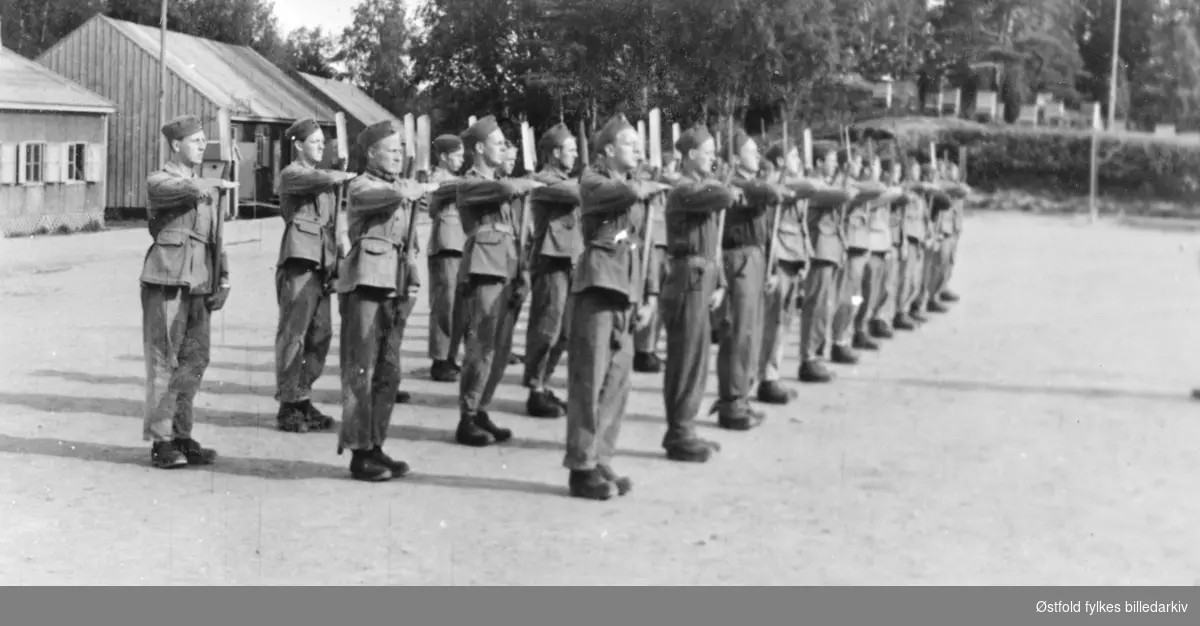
296, 72, 403, 171
37, 15, 338, 214
0, 45, 114, 237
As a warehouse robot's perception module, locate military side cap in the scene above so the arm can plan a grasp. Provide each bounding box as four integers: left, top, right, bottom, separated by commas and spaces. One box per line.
538, 123, 573, 153
594, 113, 633, 152
285, 118, 320, 142
675, 125, 713, 155
162, 115, 203, 140
764, 140, 793, 164
461, 115, 500, 151
433, 134, 462, 156
357, 120, 399, 149
811, 140, 839, 161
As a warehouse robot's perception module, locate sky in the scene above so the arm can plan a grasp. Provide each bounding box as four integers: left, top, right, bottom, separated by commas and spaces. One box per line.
272, 0, 425, 37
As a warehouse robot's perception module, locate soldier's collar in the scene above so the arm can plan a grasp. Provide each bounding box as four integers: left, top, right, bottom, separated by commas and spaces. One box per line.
365, 165, 397, 183
163, 160, 197, 178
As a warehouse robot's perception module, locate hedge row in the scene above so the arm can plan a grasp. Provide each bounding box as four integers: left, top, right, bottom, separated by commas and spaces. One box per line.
855, 117, 1200, 203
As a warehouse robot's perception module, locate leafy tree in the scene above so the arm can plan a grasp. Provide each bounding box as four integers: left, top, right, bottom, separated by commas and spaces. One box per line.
282, 26, 339, 78
340, 0, 421, 116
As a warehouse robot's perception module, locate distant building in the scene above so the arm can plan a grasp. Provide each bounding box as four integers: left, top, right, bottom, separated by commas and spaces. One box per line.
0, 45, 114, 236
38, 15, 340, 214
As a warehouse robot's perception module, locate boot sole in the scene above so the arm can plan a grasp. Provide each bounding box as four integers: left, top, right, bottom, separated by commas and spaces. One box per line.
153, 458, 188, 469
351, 470, 393, 482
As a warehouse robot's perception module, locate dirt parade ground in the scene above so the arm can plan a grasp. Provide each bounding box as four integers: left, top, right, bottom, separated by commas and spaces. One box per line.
1, 210, 1198, 586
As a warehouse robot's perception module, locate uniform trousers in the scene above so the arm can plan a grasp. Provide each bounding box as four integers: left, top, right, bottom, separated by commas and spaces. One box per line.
274, 260, 333, 403
338, 287, 414, 452
660, 255, 719, 449
563, 288, 633, 471
142, 284, 211, 442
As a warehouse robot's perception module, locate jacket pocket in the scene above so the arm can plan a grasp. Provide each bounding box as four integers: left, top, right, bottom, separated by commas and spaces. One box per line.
542, 217, 577, 257
283, 218, 324, 262
467, 228, 512, 278
140, 229, 191, 285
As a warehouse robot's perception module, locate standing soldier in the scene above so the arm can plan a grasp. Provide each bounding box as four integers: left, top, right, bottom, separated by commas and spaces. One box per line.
336, 120, 431, 482
933, 143, 967, 305
852, 152, 903, 349
455, 116, 541, 447
523, 123, 581, 419
714, 130, 788, 427
273, 118, 353, 434
894, 151, 933, 331
564, 113, 667, 499
864, 157, 908, 340
918, 177, 956, 315
660, 125, 740, 463
426, 134, 467, 383
799, 142, 858, 383
140, 114, 235, 468
828, 147, 886, 364
633, 162, 672, 374
756, 140, 814, 404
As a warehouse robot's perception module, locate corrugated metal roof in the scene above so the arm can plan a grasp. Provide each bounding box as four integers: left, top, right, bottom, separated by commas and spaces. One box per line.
0, 45, 115, 113
102, 16, 336, 123
298, 72, 401, 127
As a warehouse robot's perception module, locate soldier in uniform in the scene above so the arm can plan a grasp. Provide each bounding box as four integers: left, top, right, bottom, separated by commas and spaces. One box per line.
140, 114, 235, 469
894, 151, 934, 331
660, 125, 740, 463
828, 147, 888, 364
933, 145, 967, 305
756, 140, 814, 404
799, 142, 859, 383
455, 116, 541, 447
713, 130, 789, 427
336, 120, 432, 482
426, 134, 467, 382
523, 123, 581, 418
498, 140, 527, 367
918, 177, 956, 315
852, 152, 903, 349
633, 154, 674, 374
564, 113, 667, 499
864, 157, 908, 339
273, 118, 353, 434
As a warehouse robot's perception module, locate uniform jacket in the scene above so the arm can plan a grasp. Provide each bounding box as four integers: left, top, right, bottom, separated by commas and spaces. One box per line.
806, 176, 848, 265
573, 163, 659, 302
140, 160, 228, 295
664, 168, 737, 290
725, 170, 783, 250
456, 166, 528, 280
336, 167, 425, 294
426, 167, 465, 256
529, 166, 583, 262
768, 194, 811, 265
902, 186, 930, 242
277, 162, 348, 270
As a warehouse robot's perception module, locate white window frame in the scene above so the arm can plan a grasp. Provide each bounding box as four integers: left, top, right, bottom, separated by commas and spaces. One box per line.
65, 142, 88, 183
21, 142, 47, 185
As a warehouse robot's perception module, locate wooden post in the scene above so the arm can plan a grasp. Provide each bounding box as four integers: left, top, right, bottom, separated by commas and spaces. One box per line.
1089, 102, 1101, 223
1107, 0, 1122, 131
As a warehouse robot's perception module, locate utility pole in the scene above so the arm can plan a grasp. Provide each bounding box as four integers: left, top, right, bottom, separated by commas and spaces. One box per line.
159, 0, 169, 165
1107, 0, 1122, 131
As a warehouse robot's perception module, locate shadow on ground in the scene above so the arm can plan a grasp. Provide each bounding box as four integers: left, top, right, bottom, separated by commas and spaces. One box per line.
0, 434, 566, 497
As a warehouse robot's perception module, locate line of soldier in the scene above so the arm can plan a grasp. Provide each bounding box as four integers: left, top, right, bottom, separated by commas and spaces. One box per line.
137, 110, 969, 501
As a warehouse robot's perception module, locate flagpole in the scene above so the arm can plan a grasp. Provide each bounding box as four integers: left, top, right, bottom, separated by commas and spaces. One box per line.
159, 0, 169, 165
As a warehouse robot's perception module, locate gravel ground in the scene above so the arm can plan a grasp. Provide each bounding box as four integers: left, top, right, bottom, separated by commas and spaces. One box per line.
0, 210, 1198, 586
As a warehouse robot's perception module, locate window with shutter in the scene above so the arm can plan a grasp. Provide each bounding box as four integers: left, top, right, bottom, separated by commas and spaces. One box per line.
23, 143, 46, 183
85, 143, 103, 182
0, 143, 15, 185
63, 143, 87, 182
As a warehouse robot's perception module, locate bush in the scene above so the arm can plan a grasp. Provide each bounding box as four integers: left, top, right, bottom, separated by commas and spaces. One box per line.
857, 116, 1200, 203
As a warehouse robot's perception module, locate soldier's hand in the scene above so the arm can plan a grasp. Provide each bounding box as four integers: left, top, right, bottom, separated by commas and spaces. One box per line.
709, 286, 725, 311
338, 236, 352, 258
218, 180, 239, 191
636, 296, 658, 330
765, 274, 781, 294
406, 285, 421, 299
206, 284, 230, 312
339, 172, 358, 182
